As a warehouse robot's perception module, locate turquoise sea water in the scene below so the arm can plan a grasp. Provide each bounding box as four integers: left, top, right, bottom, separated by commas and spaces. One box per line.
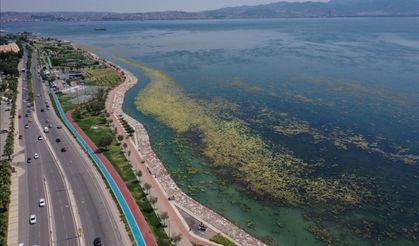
5, 18, 419, 245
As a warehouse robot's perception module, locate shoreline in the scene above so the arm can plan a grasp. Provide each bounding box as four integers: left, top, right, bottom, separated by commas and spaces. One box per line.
84, 50, 267, 245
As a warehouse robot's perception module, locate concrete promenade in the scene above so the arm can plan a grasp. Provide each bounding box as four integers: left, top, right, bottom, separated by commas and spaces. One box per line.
104, 61, 266, 246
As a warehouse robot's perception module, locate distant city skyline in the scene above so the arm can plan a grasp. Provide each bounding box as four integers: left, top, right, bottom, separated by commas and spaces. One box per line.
1, 0, 329, 13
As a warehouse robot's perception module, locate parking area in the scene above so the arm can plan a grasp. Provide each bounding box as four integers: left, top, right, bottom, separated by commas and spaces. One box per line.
0, 100, 12, 157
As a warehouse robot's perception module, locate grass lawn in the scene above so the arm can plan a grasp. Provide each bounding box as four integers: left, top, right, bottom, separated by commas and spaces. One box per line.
84, 67, 121, 86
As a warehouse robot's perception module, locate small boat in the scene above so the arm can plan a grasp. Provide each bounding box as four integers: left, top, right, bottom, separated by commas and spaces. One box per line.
94, 28, 107, 31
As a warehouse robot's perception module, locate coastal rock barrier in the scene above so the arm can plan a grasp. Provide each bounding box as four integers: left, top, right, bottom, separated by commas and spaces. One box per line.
104, 59, 267, 246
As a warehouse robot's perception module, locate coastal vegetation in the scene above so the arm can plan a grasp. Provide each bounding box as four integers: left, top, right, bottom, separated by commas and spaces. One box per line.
209, 233, 237, 246
72, 106, 171, 245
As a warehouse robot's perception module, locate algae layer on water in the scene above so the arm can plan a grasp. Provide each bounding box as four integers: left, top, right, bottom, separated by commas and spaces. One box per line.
116, 57, 372, 207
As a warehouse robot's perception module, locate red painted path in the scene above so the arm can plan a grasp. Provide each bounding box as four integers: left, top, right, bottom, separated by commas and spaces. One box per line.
66, 110, 158, 246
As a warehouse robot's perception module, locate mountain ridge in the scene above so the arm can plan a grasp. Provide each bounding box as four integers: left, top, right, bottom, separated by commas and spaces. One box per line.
1, 0, 418, 22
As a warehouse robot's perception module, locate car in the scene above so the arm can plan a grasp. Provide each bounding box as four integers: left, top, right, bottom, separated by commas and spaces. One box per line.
34, 153, 39, 159
37, 94, 41, 97
27, 158, 32, 163
45, 120, 49, 124
38, 136, 43, 140
19, 135, 22, 139
24, 124, 29, 129
40, 109, 44, 112
39, 198, 45, 207
48, 124, 53, 128
28, 118, 33, 123
93, 237, 101, 246
61, 147, 67, 152
57, 125, 62, 129
29, 214, 36, 224
25, 113, 28, 117
55, 138, 60, 143
18, 114, 22, 118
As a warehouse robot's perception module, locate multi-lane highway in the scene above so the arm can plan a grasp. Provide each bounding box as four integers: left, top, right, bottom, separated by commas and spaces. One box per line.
18, 45, 78, 246
17, 45, 130, 245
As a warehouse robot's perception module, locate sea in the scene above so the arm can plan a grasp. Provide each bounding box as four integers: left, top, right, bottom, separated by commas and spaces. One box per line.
4, 17, 419, 246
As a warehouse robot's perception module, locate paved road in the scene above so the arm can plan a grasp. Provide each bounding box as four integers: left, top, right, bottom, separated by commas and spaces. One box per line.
31, 48, 128, 245
18, 46, 78, 246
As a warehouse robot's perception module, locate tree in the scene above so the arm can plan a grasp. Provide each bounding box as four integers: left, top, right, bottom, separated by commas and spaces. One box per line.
149, 196, 158, 209
159, 212, 169, 226
143, 182, 151, 195
72, 109, 82, 119
122, 142, 128, 149
170, 233, 182, 245
117, 134, 123, 142
136, 170, 142, 178
3, 141, 14, 161
97, 134, 113, 151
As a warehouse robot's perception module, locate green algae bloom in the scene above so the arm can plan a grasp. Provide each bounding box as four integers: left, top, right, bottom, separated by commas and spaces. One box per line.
115, 56, 371, 207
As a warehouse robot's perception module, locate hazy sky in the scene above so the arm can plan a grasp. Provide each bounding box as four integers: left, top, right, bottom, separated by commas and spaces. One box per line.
2, 0, 329, 12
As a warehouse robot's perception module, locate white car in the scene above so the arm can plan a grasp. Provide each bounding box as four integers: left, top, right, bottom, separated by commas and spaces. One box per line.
34, 153, 39, 159
39, 198, 45, 207
29, 214, 36, 224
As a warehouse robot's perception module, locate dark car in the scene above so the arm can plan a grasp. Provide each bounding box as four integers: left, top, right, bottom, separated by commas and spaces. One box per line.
19, 135, 22, 139
27, 157, 32, 163
25, 113, 28, 117
56, 138, 60, 143
40, 109, 44, 112
57, 125, 62, 129
61, 147, 67, 152
93, 237, 101, 246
